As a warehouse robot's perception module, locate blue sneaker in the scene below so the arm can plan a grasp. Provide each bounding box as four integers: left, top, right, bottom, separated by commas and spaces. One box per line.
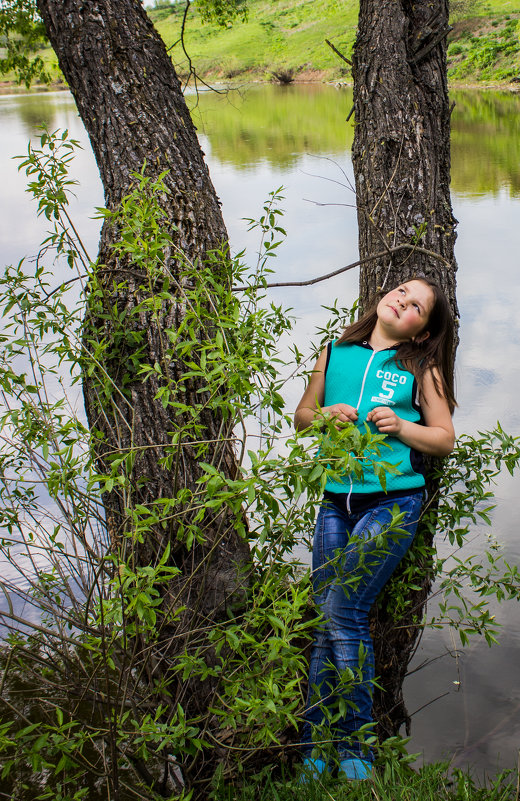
299, 757, 328, 784
338, 757, 372, 780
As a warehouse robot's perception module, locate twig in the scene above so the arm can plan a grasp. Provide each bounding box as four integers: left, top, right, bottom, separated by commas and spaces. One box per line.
167, 0, 228, 97
0, 604, 96, 646
405, 647, 461, 678
0, 645, 13, 696
232, 243, 452, 291
303, 200, 356, 209
43, 274, 86, 299
179, 0, 193, 85
326, 39, 354, 123
302, 154, 357, 195
371, 137, 405, 217
409, 691, 450, 717
325, 38, 352, 67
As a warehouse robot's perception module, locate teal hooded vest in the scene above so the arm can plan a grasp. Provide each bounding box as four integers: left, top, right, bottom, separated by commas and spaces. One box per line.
324, 340, 426, 496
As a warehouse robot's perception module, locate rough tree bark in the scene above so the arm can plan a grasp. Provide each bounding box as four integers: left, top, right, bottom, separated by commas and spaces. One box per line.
36, 0, 250, 785
352, 0, 458, 740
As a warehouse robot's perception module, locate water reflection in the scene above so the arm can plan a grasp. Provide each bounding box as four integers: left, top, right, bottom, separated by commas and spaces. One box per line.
187, 84, 520, 197
16, 93, 58, 132
0, 90, 83, 136
4, 85, 520, 195
0, 91, 103, 274
451, 90, 520, 197
189, 84, 354, 168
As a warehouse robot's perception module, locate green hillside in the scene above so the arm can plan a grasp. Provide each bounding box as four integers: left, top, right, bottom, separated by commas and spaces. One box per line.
2, 0, 520, 88
150, 0, 359, 83
146, 0, 520, 85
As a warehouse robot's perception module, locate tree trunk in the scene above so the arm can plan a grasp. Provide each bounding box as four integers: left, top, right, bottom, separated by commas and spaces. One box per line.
36, 0, 250, 773
351, 0, 458, 740
352, 0, 457, 308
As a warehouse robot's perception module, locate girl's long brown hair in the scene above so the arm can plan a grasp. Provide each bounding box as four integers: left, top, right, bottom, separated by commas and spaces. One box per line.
335, 277, 457, 413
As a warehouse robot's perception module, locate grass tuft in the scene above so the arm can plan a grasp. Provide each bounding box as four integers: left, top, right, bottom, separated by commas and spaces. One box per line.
215, 761, 517, 801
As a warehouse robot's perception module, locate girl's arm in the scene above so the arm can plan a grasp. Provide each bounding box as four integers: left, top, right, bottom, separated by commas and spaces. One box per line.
294, 347, 359, 432
366, 367, 455, 456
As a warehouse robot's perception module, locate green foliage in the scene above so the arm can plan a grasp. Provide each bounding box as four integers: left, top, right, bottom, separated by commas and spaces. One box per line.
0, 129, 520, 797
16, 129, 89, 269
448, 18, 520, 81
0, 0, 49, 86
195, 0, 248, 27
382, 424, 520, 642
0, 130, 382, 798
429, 425, 520, 645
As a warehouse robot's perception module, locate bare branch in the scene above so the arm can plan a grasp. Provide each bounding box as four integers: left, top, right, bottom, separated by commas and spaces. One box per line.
232, 243, 452, 291
325, 38, 352, 67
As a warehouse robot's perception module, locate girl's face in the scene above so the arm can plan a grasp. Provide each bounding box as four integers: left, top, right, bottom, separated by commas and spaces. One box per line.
376, 280, 435, 342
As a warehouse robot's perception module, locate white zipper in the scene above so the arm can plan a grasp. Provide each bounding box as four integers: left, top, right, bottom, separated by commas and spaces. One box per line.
355, 349, 376, 410
347, 349, 376, 513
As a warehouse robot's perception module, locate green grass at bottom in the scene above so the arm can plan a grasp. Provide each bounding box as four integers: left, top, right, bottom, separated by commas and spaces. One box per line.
216, 761, 517, 801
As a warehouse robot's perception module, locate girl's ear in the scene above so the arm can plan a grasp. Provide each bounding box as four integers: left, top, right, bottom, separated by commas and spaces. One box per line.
414, 330, 430, 344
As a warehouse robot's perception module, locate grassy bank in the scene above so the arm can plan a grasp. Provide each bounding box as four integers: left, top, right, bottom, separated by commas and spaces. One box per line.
2, 0, 520, 91
220, 760, 518, 801
152, 0, 520, 86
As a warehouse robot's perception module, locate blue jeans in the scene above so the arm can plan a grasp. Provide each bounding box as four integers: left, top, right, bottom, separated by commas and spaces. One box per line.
301, 491, 423, 761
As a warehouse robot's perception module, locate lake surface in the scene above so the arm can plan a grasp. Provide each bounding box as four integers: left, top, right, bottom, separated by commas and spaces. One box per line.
1, 83, 520, 778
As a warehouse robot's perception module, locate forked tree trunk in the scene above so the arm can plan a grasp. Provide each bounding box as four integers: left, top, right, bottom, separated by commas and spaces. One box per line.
352, 0, 458, 739
37, 0, 250, 761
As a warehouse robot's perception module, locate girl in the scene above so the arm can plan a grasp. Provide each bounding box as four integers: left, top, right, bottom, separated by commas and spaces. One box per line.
295, 278, 456, 781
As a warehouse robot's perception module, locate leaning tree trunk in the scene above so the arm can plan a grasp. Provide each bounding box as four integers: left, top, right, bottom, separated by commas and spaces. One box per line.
37, 0, 250, 786
351, 0, 458, 739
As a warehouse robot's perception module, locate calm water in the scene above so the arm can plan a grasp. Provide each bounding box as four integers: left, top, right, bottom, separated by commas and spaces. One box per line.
1, 84, 520, 777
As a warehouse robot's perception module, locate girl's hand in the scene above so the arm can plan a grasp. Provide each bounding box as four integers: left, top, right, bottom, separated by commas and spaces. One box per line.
295, 348, 359, 432
366, 406, 402, 434
322, 404, 358, 428
368, 368, 455, 456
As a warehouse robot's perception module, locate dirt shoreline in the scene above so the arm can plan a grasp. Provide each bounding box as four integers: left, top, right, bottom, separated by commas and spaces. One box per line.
1, 73, 519, 96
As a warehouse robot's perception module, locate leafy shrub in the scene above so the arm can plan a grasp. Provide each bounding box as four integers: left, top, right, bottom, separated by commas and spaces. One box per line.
448, 42, 466, 56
